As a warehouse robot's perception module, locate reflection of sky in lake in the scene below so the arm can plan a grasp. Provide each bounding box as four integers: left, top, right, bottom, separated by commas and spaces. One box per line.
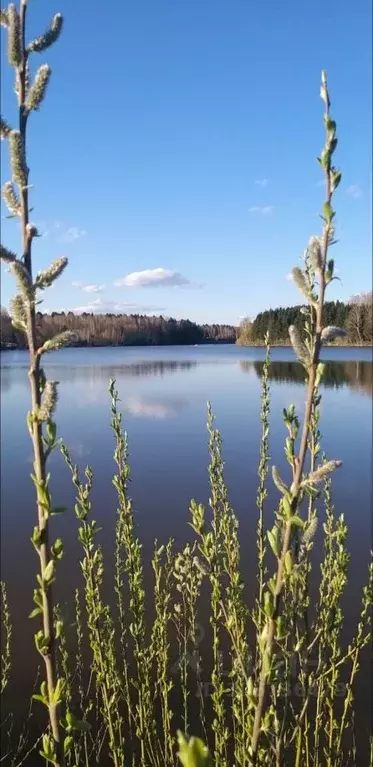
1, 345, 372, 708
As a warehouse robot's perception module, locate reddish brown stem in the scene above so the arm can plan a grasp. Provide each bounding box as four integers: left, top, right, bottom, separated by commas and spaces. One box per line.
17, 1, 63, 762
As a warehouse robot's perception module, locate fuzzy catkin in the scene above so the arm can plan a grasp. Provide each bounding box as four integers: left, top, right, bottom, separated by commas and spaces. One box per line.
26, 65, 52, 112
7, 4, 22, 67
9, 294, 27, 331
2, 181, 21, 215
27, 13, 63, 53
0, 116, 12, 140
308, 236, 322, 271
306, 460, 342, 484
35, 258, 68, 290
40, 331, 77, 353
272, 466, 288, 495
0, 244, 18, 263
289, 324, 310, 367
0, 8, 9, 27
10, 261, 34, 302
39, 381, 59, 421
9, 131, 27, 187
291, 266, 314, 303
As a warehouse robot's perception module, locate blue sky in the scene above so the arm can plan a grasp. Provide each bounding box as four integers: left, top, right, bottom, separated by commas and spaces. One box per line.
1, 0, 371, 325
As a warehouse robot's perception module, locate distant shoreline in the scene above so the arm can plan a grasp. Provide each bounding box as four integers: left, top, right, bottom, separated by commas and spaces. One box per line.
1, 341, 372, 352
0, 340, 236, 351
236, 341, 372, 349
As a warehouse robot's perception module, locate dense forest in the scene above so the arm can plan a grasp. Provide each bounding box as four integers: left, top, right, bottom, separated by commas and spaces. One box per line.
0, 308, 237, 349
2, 293, 371, 350
237, 294, 373, 345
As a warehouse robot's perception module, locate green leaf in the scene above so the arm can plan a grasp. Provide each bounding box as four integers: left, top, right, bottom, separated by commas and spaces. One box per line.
64, 736, 74, 754
331, 168, 342, 190
71, 719, 91, 732
33, 693, 48, 705
46, 421, 57, 443
289, 515, 304, 528
319, 148, 330, 169
55, 620, 63, 639
34, 630, 49, 655
177, 731, 211, 767
32, 588, 43, 608
51, 538, 63, 560
31, 526, 42, 549
285, 435, 294, 452
322, 201, 335, 222
325, 117, 336, 134
43, 559, 56, 583
276, 616, 287, 639
267, 527, 280, 557
284, 550, 293, 574
29, 607, 42, 619
282, 496, 293, 519
328, 137, 338, 155
52, 677, 65, 705
264, 590, 273, 618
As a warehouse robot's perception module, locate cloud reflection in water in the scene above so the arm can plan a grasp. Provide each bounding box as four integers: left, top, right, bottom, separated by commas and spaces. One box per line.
125, 396, 189, 419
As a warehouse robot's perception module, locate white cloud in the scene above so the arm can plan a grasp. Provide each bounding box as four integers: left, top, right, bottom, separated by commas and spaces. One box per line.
345, 184, 362, 199
72, 281, 105, 293
69, 298, 166, 314
249, 205, 274, 215
285, 271, 294, 281
255, 178, 269, 187
60, 226, 86, 243
114, 267, 199, 289
35, 221, 87, 241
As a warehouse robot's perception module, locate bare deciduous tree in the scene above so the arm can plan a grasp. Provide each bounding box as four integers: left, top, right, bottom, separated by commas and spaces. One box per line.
347, 292, 372, 344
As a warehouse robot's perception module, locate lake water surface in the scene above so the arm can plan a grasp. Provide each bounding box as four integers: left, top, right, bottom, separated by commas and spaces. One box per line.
1, 345, 372, 749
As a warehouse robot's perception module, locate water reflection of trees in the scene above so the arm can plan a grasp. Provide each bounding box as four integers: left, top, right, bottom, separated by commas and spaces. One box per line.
1, 360, 197, 389
241, 361, 372, 396
107, 360, 196, 378
50, 360, 197, 383
343, 361, 373, 397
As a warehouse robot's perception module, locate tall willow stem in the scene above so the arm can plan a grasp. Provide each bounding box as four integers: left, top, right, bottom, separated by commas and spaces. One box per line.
17, 3, 62, 761
1, 3, 68, 763
250, 71, 342, 762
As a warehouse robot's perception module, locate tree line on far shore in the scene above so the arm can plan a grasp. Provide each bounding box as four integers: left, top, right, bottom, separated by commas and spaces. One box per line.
237, 293, 373, 346
0, 308, 237, 348
1, 292, 371, 350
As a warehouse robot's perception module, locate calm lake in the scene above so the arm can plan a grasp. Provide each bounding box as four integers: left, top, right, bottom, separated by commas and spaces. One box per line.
1, 344, 372, 750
